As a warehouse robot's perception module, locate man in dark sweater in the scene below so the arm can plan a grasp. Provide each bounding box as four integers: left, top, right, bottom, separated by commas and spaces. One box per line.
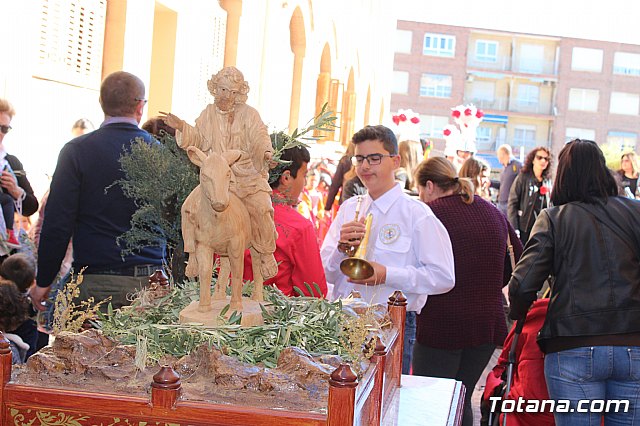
31, 71, 164, 311
496, 144, 522, 216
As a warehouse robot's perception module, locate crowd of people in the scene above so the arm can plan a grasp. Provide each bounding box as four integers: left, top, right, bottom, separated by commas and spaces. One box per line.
1, 68, 639, 426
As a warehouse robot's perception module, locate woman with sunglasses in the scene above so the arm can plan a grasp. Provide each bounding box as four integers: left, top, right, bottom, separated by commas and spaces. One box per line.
509, 139, 640, 425
0, 99, 39, 249
507, 146, 552, 244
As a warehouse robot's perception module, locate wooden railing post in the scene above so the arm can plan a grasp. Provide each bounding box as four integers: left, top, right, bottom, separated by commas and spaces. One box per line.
151, 365, 181, 409
368, 336, 387, 425
1, 331, 13, 425
387, 291, 407, 387
327, 363, 358, 426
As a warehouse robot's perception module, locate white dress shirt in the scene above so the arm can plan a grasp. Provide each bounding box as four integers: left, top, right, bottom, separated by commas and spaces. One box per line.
321, 184, 455, 314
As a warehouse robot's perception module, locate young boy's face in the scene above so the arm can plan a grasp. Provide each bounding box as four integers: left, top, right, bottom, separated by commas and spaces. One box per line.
353, 139, 399, 200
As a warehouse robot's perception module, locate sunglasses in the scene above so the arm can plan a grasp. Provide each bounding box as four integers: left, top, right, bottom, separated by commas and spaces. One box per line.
0, 125, 11, 134
535, 154, 549, 162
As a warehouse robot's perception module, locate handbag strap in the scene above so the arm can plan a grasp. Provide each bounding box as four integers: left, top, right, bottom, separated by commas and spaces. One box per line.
506, 220, 516, 270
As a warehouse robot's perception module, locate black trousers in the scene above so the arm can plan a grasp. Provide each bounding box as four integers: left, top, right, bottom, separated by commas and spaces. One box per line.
412, 342, 496, 426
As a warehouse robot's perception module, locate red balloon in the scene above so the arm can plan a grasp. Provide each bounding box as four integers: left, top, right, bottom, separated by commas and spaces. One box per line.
392, 115, 400, 125
399, 114, 407, 122
464, 108, 472, 116
451, 110, 461, 118
443, 129, 451, 136
410, 116, 420, 124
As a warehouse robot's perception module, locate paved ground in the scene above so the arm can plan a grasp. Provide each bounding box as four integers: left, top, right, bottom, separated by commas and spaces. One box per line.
472, 348, 501, 424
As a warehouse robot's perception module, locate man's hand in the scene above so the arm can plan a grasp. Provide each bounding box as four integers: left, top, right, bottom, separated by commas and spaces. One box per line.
158, 111, 185, 132
1, 169, 22, 199
29, 285, 51, 312
347, 261, 386, 286
338, 218, 366, 250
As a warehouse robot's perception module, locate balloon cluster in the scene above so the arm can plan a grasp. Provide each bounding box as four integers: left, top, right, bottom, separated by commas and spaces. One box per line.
391, 109, 421, 143
443, 104, 484, 156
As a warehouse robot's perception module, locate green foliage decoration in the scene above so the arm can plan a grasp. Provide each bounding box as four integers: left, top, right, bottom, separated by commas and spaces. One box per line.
268, 103, 338, 185
98, 282, 379, 370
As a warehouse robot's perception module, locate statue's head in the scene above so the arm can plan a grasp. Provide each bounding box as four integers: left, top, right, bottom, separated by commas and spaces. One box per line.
207, 67, 249, 112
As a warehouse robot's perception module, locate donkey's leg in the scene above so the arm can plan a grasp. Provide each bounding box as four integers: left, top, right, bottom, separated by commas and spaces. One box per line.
182, 195, 199, 277
197, 247, 214, 312
249, 247, 264, 302
229, 251, 244, 312
215, 256, 230, 300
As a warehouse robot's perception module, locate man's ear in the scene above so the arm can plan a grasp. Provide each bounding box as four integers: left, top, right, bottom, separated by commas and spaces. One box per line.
279, 170, 291, 187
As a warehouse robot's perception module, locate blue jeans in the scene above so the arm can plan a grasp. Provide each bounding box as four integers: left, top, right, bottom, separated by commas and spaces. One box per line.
402, 311, 416, 375
545, 346, 640, 426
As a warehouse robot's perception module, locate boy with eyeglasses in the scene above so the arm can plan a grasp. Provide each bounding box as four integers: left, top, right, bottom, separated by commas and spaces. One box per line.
320, 125, 455, 373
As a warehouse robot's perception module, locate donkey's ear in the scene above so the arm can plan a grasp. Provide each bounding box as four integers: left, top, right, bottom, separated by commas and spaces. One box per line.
222, 149, 243, 166
186, 146, 207, 167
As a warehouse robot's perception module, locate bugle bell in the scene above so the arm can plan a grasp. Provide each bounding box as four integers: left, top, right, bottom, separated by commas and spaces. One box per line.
340, 213, 375, 280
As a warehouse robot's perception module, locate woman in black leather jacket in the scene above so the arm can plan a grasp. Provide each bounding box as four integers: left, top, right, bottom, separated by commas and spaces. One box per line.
508, 139, 640, 426
507, 146, 552, 244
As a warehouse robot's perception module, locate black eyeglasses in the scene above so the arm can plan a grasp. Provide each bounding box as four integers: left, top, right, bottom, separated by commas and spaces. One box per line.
535, 154, 549, 162
0, 125, 11, 134
351, 153, 396, 166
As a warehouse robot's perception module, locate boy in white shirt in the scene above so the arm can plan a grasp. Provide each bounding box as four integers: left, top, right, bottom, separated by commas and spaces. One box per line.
321, 125, 455, 373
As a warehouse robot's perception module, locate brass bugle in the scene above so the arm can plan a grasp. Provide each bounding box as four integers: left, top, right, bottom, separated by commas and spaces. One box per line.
340, 213, 375, 280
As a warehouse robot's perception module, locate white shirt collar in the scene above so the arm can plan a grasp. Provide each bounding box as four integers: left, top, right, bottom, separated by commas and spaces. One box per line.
368, 183, 404, 215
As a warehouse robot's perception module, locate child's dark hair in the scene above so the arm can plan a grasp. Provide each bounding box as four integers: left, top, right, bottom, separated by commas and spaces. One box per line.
0, 280, 29, 331
0, 253, 36, 293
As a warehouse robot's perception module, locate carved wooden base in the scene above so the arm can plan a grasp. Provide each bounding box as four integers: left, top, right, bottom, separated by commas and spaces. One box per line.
179, 297, 264, 327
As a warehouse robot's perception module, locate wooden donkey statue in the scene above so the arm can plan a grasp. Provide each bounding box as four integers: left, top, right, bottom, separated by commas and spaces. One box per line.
181, 146, 264, 316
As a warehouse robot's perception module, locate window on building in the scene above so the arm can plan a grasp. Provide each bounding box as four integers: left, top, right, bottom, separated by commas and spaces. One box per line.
571, 47, 603, 72
471, 81, 495, 101
423, 33, 455, 57
476, 127, 492, 150
607, 131, 638, 152
420, 74, 452, 98
517, 84, 540, 106
565, 128, 596, 142
610, 92, 640, 115
613, 52, 640, 76
568, 88, 599, 112
513, 126, 537, 153
395, 29, 413, 54
419, 115, 450, 138
519, 44, 544, 73
392, 71, 409, 94
475, 40, 498, 62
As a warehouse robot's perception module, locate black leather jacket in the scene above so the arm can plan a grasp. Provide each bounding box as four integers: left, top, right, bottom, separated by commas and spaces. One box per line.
509, 197, 640, 350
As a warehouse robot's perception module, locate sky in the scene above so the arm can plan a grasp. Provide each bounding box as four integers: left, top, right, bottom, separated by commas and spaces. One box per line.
397, 0, 640, 45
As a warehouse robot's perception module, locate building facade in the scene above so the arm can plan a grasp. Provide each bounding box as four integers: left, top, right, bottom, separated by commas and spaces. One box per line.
392, 21, 640, 160
0, 0, 396, 199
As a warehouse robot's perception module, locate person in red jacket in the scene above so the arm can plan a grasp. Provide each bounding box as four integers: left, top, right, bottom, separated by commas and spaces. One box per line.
482, 299, 554, 426
244, 142, 327, 298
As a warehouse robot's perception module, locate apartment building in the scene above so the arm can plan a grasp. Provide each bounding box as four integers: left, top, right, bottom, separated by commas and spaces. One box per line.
392, 21, 640, 159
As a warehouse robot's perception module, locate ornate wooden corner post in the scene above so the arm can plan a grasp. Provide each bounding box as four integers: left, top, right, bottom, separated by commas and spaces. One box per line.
0, 331, 13, 424
150, 365, 181, 409
387, 291, 407, 387
327, 363, 358, 426
368, 336, 387, 425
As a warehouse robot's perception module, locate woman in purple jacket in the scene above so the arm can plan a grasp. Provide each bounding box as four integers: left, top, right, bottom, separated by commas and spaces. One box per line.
413, 157, 523, 426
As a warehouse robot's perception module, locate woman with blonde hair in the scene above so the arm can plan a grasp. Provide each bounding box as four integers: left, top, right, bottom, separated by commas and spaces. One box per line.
413, 156, 522, 426
395, 139, 424, 191
459, 157, 491, 201
617, 151, 639, 198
